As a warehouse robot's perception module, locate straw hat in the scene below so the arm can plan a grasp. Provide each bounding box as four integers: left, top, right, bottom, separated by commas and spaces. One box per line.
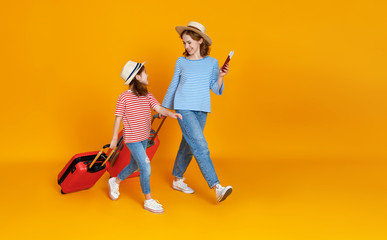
120, 61, 146, 85
175, 21, 212, 45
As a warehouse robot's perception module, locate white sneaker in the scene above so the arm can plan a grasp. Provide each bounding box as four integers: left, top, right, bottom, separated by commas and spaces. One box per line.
144, 199, 164, 214
215, 184, 232, 202
108, 177, 120, 200
172, 178, 194, 194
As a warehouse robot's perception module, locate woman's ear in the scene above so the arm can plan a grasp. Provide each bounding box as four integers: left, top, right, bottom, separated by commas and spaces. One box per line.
135, 74, 141, 81
199, 38, 204, 44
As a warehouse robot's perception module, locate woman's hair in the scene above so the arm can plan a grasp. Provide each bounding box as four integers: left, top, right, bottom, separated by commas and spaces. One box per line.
129, 66, 148, 96
181, 30, 210, 57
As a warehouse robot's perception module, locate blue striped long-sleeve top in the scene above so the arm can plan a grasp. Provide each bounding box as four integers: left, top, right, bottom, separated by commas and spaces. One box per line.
162, 56, 224, 113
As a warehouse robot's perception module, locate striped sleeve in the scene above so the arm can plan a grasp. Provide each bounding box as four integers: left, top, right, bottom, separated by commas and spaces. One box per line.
162, 58, 181, 109
115, 95, 125, 116
210, 58, 224, 95
147, 93, 160, 110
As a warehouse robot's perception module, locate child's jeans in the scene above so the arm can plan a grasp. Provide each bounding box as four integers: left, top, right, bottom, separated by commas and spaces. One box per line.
172, 110, 220, 189
118, 139, 151, 194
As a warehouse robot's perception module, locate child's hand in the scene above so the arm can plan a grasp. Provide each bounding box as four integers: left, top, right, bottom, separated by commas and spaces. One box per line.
219, 63, 229, 77
170, 113, 183, 120
110, 139, 118, 149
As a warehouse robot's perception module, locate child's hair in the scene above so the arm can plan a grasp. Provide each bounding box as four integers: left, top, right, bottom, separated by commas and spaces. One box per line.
129, 66, 148, 96
181, 30, 210, 57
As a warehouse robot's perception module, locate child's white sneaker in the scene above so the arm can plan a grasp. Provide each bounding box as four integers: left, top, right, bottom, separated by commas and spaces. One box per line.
108, 177, 120, 200
215, 184, 232, 202
144, 199, 164, 214
172, 178, 194, 194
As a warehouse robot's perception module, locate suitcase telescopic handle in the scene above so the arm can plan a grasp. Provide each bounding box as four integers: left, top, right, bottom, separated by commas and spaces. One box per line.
149, 114, 166, 144
151, 114, 163, 124
89, 144, 116, 168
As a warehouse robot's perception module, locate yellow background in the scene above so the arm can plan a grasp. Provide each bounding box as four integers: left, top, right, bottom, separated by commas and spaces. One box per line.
1, 0, 387, 239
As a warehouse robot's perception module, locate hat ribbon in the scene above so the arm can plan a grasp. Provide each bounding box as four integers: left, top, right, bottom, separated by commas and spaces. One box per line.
126, 63, 142, 81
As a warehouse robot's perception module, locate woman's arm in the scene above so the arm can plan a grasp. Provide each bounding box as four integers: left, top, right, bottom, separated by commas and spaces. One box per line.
218, 63, 229, 87
210, 60, 228, 95
162, 59, 182, 109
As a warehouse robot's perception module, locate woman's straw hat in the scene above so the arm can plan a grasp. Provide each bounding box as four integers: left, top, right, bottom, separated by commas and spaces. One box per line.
175, 21, 212, 45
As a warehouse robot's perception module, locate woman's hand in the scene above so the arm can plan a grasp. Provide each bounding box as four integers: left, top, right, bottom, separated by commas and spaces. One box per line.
219, 63, 229, 77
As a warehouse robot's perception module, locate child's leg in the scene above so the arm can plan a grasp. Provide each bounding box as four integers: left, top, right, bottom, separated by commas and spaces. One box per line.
126, 140, 151, 196
117, 153, 139, 181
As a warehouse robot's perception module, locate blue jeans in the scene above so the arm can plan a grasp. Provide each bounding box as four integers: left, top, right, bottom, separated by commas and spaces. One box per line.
173, 110, 219, 189
118, 139, 151, 194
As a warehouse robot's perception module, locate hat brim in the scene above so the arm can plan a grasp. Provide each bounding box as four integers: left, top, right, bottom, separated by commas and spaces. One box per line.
124, 62, 146, 85
175, 26, 212, 45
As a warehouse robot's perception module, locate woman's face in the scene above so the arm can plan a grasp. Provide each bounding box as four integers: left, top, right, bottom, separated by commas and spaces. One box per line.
182, 33, 203, 56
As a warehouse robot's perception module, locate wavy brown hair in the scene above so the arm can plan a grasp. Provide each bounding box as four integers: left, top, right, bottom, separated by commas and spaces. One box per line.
129, 66, 148, 96
181, 30, 210, 57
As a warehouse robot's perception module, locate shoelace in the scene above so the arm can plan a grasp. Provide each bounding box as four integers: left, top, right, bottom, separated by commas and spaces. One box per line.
216, 185, 224, 193
148, 199, 163, 208
177, 178, 188, 188
111, 181, 119, 194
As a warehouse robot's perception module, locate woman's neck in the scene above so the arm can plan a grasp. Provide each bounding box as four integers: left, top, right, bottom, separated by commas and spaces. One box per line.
187, 52, 203, 60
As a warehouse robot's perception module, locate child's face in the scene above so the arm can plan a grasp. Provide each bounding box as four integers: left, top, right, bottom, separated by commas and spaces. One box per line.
137, 70, 148, 85
182, 33, 203, 56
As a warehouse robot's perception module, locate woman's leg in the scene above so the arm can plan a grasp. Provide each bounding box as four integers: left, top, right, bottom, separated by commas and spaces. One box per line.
172, 136, 194, 179
172, 111, 208, 178
174, 110, 219, 189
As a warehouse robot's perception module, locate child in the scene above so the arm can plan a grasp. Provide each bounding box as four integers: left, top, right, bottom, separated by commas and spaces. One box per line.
108, 60, 182, 214
162, 21, 232, 202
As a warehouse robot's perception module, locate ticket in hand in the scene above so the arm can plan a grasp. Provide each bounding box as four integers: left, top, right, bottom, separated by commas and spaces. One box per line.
221, 51, 234, 71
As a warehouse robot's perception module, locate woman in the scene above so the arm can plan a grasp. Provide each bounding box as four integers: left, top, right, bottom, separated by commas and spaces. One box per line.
162, 21, 232, 202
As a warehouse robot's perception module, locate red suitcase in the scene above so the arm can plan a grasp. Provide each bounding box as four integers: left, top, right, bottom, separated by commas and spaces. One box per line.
58, 144, 115, 194
107, 114, 165, 178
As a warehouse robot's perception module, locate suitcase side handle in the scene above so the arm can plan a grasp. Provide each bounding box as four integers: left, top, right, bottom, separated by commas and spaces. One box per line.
109, 135, 124, 167
149, 114, 166, 145
89, 144, 115, 168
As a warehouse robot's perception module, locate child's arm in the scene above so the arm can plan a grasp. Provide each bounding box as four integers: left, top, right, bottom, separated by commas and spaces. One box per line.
110, 116, 122, 149
154, 105, 182, 120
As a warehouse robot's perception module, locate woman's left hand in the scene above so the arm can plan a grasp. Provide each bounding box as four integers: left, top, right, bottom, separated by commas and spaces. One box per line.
219, 63, 229, 77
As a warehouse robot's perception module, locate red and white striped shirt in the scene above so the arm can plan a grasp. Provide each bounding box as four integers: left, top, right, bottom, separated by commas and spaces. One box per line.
115, 90, 160, 143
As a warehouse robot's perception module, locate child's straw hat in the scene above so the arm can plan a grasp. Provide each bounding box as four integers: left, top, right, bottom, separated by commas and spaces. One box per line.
120, 61, 146, 85
175, 21, 212, 45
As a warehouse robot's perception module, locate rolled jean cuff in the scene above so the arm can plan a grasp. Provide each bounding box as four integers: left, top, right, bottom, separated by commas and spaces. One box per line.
172, 174, 184, 179
210, 181, 220, 189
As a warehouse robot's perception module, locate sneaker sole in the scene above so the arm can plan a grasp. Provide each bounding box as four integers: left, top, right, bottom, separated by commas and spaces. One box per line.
108, 181, 119, 200
109, 192, 119, 201
218, 188, 233, 202
144, 206, 164, 214
172, 185, 194, 194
